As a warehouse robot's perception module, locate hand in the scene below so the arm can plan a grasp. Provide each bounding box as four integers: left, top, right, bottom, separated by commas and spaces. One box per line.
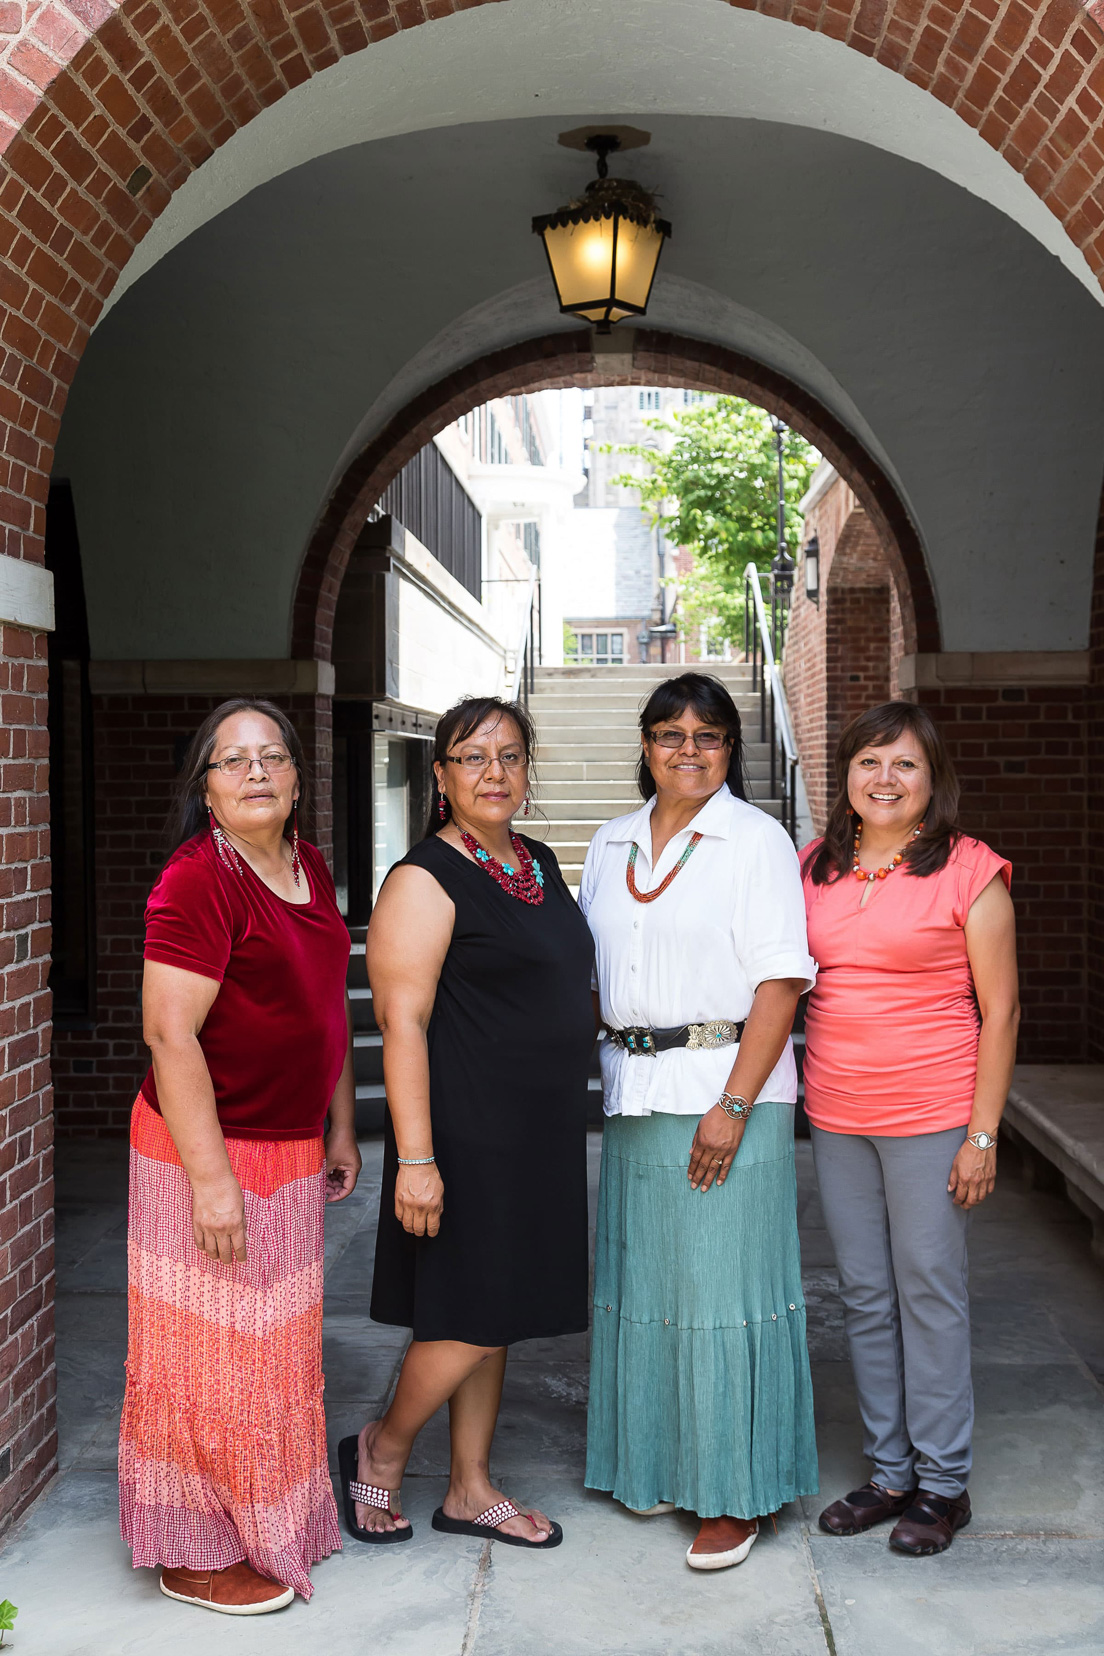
688, 1106, 748, 1192
947, 1141, 997, 1208
191, 1174, 247, 1262
395, 1163, 444, 1237
325, 1127, 362, 1203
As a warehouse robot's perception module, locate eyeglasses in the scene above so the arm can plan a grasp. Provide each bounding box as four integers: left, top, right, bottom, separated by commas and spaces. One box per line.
207, 751, 296, 776
445, 750, 527, 772
646, 729, 730, 751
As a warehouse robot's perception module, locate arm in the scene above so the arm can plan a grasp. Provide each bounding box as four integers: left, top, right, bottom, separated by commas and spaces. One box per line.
366, 864, 454, 1238
947, 874, 1020, 1209
688, 977, 806, 1191
142, 958, 246, 1263
324, 993, 361, 1203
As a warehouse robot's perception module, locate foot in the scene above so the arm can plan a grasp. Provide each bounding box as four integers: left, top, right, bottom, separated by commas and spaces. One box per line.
354, 1420, 412, 1536
160, 1562, 294, 1615
819, 1481, 917, 1536
441, 1480, 554, 1543
888, 1489, 971, 1556
686, 1515, 759, 1571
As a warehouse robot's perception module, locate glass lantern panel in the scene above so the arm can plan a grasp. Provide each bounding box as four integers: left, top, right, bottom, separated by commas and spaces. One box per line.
613, 218, 665, 310
542, 219, 615, 310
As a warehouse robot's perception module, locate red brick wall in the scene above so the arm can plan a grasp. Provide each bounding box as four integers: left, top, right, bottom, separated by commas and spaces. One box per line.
785, 471, 903, 830
52, 689, 331, 1137
0, 625, 55, 1532
911, 682, 1090, 1065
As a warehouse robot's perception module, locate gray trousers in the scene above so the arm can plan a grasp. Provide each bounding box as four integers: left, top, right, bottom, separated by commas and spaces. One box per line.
810, 1124, 972, 1498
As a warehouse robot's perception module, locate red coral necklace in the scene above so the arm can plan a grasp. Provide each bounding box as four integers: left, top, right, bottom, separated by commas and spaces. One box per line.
458, 829, 545, 906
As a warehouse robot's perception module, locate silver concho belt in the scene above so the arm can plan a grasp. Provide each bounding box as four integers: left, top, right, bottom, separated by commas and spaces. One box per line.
606, 1019, 746, 1056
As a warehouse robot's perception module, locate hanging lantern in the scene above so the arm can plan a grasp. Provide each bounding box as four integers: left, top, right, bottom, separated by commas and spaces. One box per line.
532, 136, 671, 334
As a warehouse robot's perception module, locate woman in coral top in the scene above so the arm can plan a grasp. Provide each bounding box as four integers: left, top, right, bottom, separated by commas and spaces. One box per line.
119, 698, 360, 1615
802, 702, 1019, 1559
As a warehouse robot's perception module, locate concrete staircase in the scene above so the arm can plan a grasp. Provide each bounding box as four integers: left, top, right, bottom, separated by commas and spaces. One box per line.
525, 662, 779, 893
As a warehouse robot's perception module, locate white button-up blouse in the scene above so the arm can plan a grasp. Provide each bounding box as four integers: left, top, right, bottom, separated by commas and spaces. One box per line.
578, 784, 817, 1118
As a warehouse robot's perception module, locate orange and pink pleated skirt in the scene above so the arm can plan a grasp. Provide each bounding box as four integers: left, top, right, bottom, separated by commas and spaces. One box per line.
118, 1096, 341, 1599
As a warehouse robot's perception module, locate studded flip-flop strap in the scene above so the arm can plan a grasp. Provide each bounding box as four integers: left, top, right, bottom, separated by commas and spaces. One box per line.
350, 1478, 400, 1516
475, 1498, 522, 1529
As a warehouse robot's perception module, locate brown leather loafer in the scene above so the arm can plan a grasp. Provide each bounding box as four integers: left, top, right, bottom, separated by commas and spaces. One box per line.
819, 1481, 916, 1536
888, 1489, 971, 1556
160, 1562, 295, 1615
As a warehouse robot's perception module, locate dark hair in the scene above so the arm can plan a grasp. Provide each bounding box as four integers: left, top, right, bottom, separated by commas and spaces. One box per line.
636, 673, 747, 802
803, 701, 961, 885
166, 697, 308, 854
423, 695, 536, 837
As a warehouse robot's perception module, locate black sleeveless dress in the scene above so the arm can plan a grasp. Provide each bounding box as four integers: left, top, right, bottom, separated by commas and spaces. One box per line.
369, 833, 595, 1346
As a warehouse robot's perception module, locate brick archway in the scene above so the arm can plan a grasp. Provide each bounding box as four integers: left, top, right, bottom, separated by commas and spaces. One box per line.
291, 327, 938, 665
3, 0, 1104, 578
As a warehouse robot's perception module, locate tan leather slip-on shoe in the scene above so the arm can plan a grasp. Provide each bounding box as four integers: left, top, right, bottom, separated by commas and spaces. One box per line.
160, 1561, 295, 1614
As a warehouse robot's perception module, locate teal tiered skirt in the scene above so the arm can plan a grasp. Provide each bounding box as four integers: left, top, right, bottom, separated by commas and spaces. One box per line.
585, 1105, 818, 1520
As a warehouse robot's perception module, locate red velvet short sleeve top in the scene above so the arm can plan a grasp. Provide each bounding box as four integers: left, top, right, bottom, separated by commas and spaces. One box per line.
801, 836, 1011, 1137
140, 833, 350, 1140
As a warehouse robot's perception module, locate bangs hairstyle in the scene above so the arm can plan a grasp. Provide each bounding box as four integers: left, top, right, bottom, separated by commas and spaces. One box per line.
167, 697, 308, 855
803, 701, 961, 885
636, 673, 747, 802
425, 695, 536, 837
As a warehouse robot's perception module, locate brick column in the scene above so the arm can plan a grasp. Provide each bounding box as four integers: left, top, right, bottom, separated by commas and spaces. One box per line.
52, 664, 333, 1136
901, 653, 1091, 1065
0, 623, 56, 1532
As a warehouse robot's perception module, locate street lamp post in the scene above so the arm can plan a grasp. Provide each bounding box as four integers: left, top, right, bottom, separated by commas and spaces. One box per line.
769, 417, 795, 658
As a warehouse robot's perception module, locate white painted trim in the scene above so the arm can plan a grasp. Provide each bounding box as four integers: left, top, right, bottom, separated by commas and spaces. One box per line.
0, 556, 54, 633
88, 659, 335, 695
897, 651, 1090, 690
797, 459, 839, 517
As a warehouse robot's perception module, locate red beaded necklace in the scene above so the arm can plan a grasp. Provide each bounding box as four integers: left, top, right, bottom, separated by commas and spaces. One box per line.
852, 818, 924, 884
459, 829, 545, 906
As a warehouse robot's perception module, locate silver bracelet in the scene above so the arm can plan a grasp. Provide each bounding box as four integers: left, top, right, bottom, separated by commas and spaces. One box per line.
717, 1093, 754, 1121
397, 1155, 436, 1166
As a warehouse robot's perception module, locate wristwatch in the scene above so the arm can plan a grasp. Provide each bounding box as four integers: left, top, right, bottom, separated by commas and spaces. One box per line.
967, 1130, 997, 1150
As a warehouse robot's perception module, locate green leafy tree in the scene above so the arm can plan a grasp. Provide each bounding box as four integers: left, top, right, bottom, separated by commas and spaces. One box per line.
607, 396, 818, 647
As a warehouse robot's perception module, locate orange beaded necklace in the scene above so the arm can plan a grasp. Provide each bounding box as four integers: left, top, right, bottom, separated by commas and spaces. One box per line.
852, 818, 924, 884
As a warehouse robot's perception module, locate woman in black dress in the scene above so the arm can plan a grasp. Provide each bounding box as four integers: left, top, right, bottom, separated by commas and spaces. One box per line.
340, 696, 594, 1549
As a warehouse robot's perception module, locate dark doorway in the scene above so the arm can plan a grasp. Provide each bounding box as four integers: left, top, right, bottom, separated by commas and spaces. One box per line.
45, 482, 95, 1025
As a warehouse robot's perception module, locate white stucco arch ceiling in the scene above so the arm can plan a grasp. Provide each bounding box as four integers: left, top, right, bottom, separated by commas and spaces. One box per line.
100, 0, 1100, 320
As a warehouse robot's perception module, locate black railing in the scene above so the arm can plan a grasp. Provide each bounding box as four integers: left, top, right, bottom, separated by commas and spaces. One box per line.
378, 440, 482, 600
743, 563, 800, 843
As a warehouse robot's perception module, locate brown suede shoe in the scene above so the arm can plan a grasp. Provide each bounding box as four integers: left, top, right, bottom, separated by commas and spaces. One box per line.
888, 1489, 971, 1556
160, 1562, 295, 1615
819, 1482, 916, 1536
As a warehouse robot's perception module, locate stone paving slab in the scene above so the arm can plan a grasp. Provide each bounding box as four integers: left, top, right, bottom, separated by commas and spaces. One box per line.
1, 1134, 1102, 1654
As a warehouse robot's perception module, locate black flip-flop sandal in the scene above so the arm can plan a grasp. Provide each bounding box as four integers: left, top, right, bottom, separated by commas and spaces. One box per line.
338, 1435, 413, 1544
432, 1498, 563, 1549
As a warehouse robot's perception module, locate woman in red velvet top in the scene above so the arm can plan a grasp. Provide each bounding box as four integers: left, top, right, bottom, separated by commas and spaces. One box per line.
118, 698, 360, 1617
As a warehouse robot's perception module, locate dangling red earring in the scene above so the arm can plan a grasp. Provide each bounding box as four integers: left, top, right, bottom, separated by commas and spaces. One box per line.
291, 802, 301, 887
208, 807, 243, 877
523, 793, 532, 818
437, 791, 447, 822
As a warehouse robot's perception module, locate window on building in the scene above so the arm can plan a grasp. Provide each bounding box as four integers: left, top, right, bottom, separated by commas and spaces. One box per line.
523, 521, 541, 569
638, 390, 660, 411
565, 627, 625, 666
682, 390, 705, 405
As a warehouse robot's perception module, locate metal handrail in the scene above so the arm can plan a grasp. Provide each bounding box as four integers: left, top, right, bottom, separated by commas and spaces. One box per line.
743, 562, 800, 842
508, 565, 539, 705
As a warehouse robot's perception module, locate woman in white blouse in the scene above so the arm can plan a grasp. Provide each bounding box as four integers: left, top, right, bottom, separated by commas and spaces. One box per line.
580, 672, 818, 1571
